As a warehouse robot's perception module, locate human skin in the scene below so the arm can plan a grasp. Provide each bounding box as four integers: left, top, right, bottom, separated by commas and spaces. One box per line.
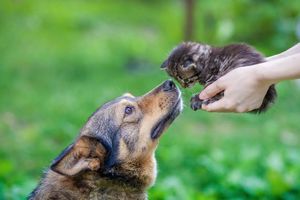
199, 43, 300, 113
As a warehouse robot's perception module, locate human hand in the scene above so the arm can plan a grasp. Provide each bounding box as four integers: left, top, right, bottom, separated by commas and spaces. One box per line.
199, 66, 273, 113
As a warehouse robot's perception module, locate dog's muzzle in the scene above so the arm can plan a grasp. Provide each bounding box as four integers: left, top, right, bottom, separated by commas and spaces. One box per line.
151, 80, 182, 139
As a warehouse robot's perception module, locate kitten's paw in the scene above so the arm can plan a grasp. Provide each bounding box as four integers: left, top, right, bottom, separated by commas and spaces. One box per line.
190, 94, 203, 111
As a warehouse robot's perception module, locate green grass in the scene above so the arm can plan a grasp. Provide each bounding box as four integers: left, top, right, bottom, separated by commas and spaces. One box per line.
1, 0, 300, 199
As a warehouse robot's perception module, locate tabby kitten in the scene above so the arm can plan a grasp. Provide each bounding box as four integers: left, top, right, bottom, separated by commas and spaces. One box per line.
161, 42, 277, 113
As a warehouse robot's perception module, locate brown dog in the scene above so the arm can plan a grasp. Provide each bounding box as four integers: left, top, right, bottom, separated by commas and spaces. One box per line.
28, 80, 182, 200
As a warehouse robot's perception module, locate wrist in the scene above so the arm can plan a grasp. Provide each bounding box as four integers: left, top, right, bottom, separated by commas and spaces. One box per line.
251, 64, 276, 85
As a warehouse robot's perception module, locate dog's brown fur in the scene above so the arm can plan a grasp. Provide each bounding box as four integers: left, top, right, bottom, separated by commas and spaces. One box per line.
28, 80, 182, 200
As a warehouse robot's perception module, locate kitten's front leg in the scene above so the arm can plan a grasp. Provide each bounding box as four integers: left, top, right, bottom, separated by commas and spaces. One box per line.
190, 92, 224, 111
190, 80, 223, 111
190, 94, 205, 111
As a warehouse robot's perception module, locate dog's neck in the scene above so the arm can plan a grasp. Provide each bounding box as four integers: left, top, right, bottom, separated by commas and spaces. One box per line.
29, 157, 156, 200
80, 171, 149, 200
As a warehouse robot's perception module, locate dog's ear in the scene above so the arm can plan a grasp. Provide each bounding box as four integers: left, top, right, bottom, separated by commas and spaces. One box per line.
50, 135, 106, 176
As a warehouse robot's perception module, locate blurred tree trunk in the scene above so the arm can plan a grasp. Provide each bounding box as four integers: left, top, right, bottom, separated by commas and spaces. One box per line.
184, 0, 195, 41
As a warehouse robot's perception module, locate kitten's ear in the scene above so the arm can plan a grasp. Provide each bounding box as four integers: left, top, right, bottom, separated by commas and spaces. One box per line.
50, 136, 106, 176
160, 60, 168, 69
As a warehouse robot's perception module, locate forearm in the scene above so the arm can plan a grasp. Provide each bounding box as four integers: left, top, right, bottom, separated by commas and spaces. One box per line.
267, 43, 300, 61
255, 53, 300, 84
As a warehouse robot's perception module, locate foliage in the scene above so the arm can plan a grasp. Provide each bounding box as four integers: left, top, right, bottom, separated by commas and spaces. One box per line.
0, 0, 300, 199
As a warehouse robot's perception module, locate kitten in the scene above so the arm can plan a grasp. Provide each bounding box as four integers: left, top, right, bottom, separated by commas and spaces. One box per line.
161, 42, 277, 113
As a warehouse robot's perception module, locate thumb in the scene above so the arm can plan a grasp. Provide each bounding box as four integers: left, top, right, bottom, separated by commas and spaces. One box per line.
199, 81, 225, 99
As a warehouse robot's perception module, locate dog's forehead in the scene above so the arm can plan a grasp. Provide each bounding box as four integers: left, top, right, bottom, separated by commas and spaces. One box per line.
122, 93, 135, 98
100, 96, 135, 110
82, 96, 136, 140
117, 96, 136, 105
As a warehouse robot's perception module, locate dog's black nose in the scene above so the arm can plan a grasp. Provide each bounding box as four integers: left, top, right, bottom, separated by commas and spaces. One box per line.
162, 80, 176, 91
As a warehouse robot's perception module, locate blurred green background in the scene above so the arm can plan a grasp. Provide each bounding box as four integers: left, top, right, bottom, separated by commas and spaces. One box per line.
1, 0, 300, 199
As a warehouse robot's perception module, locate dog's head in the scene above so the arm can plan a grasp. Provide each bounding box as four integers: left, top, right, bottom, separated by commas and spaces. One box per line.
50, 80, 182, 187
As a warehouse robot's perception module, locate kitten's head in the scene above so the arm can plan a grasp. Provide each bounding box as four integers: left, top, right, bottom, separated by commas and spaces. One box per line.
161, 42, 211, 88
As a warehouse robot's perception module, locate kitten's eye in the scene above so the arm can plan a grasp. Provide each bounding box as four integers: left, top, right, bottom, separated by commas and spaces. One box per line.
125, 106, 134, 115
183, 59, 194, 68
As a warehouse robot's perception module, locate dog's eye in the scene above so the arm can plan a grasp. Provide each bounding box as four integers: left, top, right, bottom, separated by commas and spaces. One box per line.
124, 106, 134, 115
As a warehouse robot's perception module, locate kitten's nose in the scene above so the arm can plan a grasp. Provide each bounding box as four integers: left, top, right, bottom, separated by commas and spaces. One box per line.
162, 80, 176, 91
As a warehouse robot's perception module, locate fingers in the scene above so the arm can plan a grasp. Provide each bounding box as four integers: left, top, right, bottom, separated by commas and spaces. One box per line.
201, 99, 230, 112
199, 80, 225, 100
202, 99, 251, 113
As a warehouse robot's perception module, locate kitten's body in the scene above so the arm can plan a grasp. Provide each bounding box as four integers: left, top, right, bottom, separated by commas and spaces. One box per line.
161, 42, 277, 113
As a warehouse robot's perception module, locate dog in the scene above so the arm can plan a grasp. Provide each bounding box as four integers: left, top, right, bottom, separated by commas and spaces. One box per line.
28, 80, 182, 200
161, 42, 277, 113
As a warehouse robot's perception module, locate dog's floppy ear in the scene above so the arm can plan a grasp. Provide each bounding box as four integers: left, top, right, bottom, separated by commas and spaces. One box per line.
50, 135, 106, 176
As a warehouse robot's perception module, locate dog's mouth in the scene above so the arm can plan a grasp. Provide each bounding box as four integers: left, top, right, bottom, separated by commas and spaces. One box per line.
151, 97, 182, 140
